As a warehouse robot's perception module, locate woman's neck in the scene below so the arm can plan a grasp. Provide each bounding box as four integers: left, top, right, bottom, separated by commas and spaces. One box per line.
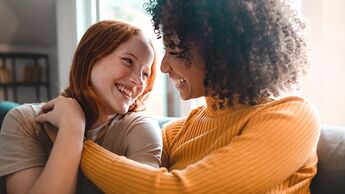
89, 114, 116, 130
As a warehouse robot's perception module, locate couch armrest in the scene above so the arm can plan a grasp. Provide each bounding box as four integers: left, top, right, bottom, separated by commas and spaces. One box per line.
0, 101, 20, 127
310, 125, 345, 194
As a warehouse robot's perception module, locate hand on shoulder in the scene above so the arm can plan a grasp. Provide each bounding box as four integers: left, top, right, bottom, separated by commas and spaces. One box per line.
35, 96, 86, 135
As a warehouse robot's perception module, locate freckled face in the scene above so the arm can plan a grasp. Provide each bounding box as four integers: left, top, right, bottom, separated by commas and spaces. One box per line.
160, 34, 206, 100
91, 33, 154, 114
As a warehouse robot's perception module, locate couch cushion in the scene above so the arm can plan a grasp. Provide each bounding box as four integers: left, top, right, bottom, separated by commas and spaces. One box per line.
157, 116, 178, 128
310, 125, 345, 194
0, 101, 20, 127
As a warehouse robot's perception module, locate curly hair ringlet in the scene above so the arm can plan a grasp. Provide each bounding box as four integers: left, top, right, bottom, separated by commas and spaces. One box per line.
145, 0, 308, 107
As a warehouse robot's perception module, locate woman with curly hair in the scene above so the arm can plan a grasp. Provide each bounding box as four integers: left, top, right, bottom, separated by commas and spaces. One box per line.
36, 0, 320, 193
0, 20, 162, 194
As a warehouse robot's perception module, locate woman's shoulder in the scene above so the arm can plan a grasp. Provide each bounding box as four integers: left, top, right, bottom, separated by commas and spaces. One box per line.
261, 96, 318, 114
254, 95, 320, 128
102, 112, 162, 156
1, 103, 51, 142
118, 112, 160, 127
106, 112, 161, 139
3, 103, 43, 125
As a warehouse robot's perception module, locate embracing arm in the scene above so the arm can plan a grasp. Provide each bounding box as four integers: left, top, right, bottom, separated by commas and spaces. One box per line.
5, 97, 85, 194
6, 126, 84, 194
81, 100, 320, 193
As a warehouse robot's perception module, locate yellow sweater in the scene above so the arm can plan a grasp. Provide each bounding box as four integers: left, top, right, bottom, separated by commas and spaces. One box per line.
81, 96, 320, 194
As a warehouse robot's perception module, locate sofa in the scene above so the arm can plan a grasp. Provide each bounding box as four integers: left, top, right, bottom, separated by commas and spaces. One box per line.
1, 101, 345, 193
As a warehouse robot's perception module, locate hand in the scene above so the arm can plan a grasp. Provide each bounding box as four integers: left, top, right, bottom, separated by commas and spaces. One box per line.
36, 96, 86, 134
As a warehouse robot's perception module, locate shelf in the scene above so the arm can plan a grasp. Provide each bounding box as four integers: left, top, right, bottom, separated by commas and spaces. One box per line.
0, 52, 48, 59
0, 82, 49, 87
0, 52, 51, 103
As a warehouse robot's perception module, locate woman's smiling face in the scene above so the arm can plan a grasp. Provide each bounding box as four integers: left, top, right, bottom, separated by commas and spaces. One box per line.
91, 33, 154, 114
160, 34, 206, 100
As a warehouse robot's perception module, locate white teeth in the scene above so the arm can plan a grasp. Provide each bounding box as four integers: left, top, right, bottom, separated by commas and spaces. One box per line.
116, 84, 133, 98
173, 78, 186, 88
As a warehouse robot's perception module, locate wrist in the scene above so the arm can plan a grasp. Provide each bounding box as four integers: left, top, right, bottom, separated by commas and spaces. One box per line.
58, 125, 85, 139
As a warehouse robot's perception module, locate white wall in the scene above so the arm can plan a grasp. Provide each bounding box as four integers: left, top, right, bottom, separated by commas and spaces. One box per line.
56, 0, 78, 91
302, 0, 345, 126
55, 0, 98, 92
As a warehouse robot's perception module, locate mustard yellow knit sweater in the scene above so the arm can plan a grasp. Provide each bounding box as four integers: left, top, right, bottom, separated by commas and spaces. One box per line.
81, 96, 320, 194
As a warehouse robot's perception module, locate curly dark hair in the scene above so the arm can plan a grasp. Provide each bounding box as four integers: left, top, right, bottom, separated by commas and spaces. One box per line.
145, 0, 308, 106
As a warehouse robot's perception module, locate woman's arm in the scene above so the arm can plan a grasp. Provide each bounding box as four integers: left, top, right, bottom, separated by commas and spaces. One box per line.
5, 97, 86, 194
80, 100, 320, 193
7, 126, 83, 194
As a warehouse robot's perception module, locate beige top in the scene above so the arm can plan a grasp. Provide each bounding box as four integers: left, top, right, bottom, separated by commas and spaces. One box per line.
0, 103, 162, 194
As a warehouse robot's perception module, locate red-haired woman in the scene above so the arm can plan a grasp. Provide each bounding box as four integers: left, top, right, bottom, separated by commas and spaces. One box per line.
0, 20, 162, 194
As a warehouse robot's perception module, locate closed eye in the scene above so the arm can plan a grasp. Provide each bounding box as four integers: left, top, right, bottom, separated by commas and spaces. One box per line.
164, 48, 180, 56
143, 72, 150, 79
122, 58, 133, 66
169, 52, 180, 56
168, 51, 184, 59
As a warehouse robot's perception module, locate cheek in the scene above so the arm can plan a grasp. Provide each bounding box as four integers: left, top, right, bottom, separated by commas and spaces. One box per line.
116, 66, 130, 76
90, 69, 101, 87
135, 84, 146, 99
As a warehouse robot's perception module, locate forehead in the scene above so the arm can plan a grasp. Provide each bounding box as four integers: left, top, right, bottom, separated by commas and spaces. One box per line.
117, 34, 154, 66
119, 34, 150, 49
163, 32, 181, 47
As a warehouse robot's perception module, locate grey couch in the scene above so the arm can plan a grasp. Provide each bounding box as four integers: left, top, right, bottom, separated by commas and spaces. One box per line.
310, 125, 345, 194
1, 102, 345, 193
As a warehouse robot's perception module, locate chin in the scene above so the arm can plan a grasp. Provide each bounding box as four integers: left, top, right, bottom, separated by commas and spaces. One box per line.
179, 93, 191, 100
180, 95, 190, 100
179, 89, 193, 100
118, 108, 129, 114
111, 105, 129, 115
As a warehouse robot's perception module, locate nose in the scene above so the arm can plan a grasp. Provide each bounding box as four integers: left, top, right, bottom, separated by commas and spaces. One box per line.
129, 70, 144, 89
160, 54, 171, 73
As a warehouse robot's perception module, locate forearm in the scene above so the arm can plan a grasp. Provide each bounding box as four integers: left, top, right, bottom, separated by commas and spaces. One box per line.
82, 136, 318, 194
82, 140, 174, 194
81, 141, 206, 194
29, 128, 84, 194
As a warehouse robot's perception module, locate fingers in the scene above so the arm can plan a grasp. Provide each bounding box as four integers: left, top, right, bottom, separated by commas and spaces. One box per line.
36, 96, 61, 123
36, 98, 56, 123
35, 96, 85, 129
40, 98, 57, 113
35, 112, 49, 123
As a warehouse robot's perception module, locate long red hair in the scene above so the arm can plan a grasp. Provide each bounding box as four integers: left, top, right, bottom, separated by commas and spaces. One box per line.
62, 20, 157, 129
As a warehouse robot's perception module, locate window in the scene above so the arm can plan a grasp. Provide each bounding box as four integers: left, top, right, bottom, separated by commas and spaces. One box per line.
97, 0, 167, 117
301, 0, 345, 126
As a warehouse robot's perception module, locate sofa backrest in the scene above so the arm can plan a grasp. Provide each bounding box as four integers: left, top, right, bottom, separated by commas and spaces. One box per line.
0, 101, 20, 127
310, 125, 345, 194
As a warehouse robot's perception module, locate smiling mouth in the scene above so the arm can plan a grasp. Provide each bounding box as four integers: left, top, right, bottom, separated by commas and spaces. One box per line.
173, 78, 187, 89
116, 84, 133, 99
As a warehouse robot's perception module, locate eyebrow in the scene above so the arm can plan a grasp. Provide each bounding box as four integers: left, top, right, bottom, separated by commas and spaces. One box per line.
123, 52, 151, 70
124, 52, 138, 61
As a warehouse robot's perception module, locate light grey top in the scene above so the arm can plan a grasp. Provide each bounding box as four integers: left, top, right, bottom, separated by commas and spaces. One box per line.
0, 103, 162, 194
